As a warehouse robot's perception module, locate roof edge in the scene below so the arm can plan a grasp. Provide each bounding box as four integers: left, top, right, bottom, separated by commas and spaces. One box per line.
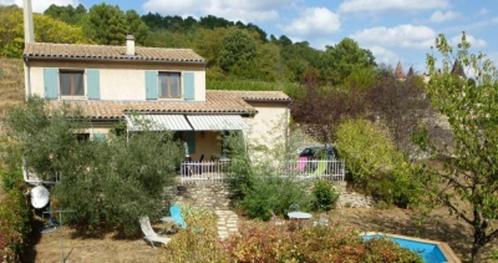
23, 54, 207, 66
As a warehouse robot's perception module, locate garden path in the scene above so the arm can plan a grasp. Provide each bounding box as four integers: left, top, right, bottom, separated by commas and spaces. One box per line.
215, 209, 238, 240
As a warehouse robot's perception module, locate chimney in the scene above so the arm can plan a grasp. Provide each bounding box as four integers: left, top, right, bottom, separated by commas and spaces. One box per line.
23, 0, 34, 43
126, 35, 135, 56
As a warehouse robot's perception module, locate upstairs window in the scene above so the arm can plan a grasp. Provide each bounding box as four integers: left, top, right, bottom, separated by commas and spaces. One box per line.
59, 69, 84, 97
158, 72, 181, 99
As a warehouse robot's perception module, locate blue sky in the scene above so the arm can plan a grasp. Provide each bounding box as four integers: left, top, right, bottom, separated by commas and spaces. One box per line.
4, 0, 498, 71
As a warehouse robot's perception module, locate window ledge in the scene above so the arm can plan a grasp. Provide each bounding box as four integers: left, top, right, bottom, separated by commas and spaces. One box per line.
60, 96, 87, 100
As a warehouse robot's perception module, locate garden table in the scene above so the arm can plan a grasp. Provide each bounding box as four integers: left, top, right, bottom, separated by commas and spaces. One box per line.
287, 211, 313, 220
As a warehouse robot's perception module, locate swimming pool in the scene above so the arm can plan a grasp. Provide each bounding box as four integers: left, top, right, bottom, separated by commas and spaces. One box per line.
362, 233, 460, 263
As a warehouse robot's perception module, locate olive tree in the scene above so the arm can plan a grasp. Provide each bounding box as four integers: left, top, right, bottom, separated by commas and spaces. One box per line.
421, 33, 498, 262
4, 97, 182, 236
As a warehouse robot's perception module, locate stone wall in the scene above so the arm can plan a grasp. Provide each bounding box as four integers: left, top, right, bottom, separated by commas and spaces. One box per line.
174, 180, 373, 210
174, 182, 231, 209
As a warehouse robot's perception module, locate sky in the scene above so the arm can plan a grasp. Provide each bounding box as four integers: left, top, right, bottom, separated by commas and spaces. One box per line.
3, 0, 498, 71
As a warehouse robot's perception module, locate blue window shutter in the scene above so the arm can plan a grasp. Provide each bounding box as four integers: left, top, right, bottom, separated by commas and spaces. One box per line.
183, 72, 195, 100
186, 132, 196, 155
145, 70, 158, 100
93, 133, 106, 141
87, 69, 100, 100
43, 68, 58, 99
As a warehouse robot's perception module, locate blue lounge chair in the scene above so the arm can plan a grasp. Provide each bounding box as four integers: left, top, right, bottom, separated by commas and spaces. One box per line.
161, 204, 187, 229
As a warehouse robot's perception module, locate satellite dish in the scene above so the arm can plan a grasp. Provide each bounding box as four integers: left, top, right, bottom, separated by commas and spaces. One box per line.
31, 185, 50, 209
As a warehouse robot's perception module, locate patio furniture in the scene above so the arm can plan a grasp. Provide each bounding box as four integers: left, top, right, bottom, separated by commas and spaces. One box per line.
287, 204, 312, 221
311, 160, 327, 176
287, 211, 313, 220
160, 204, 187, 229
139, 216, 171, 247
297, 157, 308, 172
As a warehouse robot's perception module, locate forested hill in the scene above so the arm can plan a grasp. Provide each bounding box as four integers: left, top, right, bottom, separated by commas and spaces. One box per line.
0, 3, 379, 94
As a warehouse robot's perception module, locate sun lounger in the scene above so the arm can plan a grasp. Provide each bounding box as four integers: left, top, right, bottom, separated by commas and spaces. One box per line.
160, 204, 187, 229
139, 216, 171, 247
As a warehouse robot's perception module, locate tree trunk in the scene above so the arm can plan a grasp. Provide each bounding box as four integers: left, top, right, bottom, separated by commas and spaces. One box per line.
471, 228, 486, 263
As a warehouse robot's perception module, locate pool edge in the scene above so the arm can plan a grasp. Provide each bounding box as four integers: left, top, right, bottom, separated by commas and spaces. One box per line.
363, 232, 461, 263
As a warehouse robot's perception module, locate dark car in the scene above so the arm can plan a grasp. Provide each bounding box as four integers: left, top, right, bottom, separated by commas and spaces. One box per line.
298, 144, 339, 160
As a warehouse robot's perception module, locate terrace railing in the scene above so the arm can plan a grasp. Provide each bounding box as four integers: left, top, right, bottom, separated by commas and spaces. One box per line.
179, 161, 229, 184
178, 159, 345, 184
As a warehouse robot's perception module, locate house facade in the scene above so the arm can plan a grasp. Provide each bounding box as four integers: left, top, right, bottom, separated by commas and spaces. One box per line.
22, 36, 290, 161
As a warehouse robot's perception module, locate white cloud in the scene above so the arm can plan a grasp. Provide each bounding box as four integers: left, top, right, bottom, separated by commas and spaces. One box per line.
430, 10, 459, 23
142, 0, 293, 22
0, 0, 78, 13
282, 7, 340, 37
369, 46, 400, 65
451, 34, 487, 48
351, 24, 436, 49
339, 0, 448, 13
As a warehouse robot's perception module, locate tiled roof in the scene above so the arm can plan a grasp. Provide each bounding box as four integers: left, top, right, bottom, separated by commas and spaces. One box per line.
24, 42, 206, 64
213, 90, 291, 102
47, 90, 290, 120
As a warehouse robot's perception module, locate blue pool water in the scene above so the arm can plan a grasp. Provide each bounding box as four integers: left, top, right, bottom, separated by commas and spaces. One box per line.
363, 234, 447, 263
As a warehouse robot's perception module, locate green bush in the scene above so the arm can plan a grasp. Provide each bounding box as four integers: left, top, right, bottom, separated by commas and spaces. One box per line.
336, 119, 424, 207
225, 134, 254, 202
312, 180, 339, 211
0, 171, 31, 262
225, 222, 422, 263
240, 176, 311, 221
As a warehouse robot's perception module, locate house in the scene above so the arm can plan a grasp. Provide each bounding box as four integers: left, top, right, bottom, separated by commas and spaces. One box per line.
22, 36, 291, 161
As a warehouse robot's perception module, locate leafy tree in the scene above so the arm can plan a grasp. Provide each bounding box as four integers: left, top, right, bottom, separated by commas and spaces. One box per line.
199, 15, 233, 29
193, 27, 231, 66
280, 41, 322, 82
291, 71, 366, 142
367, 69, 433, 155
4, 97, 182, 236
321, 38, 376, 85
44, 4, 87, 25
125, 10, 149, 45
419, 33, 498, 262
0, 6, 88, 57
336, 119, 425, 207
83, 3, 128, 45
34, 15, 88, 44
218, 30, 257, 72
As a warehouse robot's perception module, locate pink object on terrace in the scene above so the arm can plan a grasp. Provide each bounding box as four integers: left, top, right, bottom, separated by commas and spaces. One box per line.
297, 157, 308, 172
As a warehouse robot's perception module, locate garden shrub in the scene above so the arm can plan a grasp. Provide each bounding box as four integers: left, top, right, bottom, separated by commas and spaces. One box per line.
335, 119, 424, 207
312, 180, 339, 211
225, 222, 422, 263
0, 170, 31, 262
225, 133, 254, 202
239, 176, 311, 221
164, 204, 228, 263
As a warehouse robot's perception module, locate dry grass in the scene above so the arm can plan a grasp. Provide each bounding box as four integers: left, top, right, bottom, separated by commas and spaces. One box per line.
0, 58, 24, 117
31, 226, 168, 263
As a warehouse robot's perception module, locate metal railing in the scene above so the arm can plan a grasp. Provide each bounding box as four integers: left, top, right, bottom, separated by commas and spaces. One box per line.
179, 161, 229, 184
178, 159, 345, 184
282, 159, 345, 181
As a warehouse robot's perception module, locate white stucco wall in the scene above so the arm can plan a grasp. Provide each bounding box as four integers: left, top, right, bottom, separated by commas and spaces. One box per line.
244, 102, 289, 154
26, 61, 206, 101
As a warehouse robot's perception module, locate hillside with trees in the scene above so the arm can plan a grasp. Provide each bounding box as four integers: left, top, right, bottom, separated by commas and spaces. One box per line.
0, 3, 376, 93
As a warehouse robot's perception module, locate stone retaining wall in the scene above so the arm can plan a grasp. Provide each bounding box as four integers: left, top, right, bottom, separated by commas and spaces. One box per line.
174, 182, 231, 209
174, 180, 372, 210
